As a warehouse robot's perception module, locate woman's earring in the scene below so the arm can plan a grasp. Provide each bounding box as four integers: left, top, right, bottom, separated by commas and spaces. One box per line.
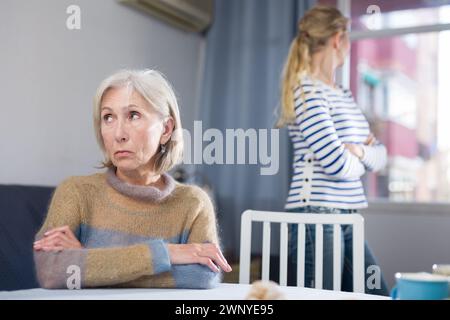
160, 144, 166, 154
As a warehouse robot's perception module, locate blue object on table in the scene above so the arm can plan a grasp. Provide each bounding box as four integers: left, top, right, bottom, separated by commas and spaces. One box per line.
391, 272, 449, 300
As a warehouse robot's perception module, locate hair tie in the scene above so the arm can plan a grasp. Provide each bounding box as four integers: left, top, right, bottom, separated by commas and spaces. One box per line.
301, 31, 310, 38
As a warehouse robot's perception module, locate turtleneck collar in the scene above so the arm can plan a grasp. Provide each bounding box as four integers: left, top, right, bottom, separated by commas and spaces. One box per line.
105, 167, 176, 202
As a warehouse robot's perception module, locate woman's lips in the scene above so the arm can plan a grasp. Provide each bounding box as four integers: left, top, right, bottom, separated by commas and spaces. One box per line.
115, 151, 133, 157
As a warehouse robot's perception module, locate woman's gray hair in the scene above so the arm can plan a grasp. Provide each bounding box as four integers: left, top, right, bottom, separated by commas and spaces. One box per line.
93, 69, 183, 174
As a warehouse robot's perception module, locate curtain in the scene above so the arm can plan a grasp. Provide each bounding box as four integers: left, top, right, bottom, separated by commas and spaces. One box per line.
197, 0, 316, 257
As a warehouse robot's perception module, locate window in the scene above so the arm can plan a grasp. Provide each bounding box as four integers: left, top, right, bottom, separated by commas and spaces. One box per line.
351, 31, 450, 202
350, 0, 450, 31
320, 0, 450, 203
320, 0, 450, 31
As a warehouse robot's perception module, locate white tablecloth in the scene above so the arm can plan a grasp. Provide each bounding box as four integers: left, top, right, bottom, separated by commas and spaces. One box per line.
0, 283, 390, 300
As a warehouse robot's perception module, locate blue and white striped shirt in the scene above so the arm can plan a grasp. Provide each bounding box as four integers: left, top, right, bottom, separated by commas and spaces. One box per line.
285, 75, 387, 210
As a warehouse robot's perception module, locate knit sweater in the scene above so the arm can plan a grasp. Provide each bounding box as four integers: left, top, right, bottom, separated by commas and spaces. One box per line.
33, 167, 222, 289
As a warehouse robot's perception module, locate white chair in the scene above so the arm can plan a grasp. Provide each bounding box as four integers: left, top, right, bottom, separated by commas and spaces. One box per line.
239, 210, 365, 293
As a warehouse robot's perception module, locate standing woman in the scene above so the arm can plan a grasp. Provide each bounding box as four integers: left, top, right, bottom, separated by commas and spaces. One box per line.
277, 6, 389, 295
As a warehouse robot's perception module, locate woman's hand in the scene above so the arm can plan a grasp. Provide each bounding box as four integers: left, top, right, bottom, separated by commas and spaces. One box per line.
33, 225, 83, 252
167, 243, 232, 273
343, 143, 364, 159
365, 133, 376, 146
344, 133, 377, 159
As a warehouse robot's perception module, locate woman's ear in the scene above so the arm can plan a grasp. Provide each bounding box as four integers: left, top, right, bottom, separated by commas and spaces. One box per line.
332, 31, 342, 50
160, 117, 174, 145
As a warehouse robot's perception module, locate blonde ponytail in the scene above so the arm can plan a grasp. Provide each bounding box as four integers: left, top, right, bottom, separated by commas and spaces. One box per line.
276, 5, 349, 128
277, 35, 311, 128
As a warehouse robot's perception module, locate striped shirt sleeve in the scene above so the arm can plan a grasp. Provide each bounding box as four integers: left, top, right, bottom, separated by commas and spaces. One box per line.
361, 142, 387, 172
295, 90, 366, 180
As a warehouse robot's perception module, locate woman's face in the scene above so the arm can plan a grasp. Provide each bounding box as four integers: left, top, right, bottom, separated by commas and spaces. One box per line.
336, 31, 350, 67
100, 86, 171, 173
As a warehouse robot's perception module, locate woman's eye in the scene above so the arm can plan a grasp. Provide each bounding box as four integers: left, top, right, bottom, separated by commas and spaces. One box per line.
129, 111, 140, 120
103, 114, 113, 122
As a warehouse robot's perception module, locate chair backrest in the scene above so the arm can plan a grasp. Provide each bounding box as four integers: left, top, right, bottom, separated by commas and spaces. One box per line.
239, 210, 365, 293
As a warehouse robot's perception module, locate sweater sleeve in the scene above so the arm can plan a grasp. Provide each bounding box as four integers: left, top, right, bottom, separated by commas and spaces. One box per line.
296, 89, 366, 180
170, 186, 222, 289
361, 141, 388, 172
116, 186, 223, 290
33, 178, 171, 289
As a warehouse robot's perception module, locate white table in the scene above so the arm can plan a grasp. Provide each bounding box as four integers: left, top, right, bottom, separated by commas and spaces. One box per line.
0, 283, 390, 300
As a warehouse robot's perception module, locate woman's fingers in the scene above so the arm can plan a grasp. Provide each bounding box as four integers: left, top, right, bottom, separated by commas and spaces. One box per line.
163, 243, 233, 272
34, 230, 82, 250
344, 143, 355, 153
217, 247, 232, 271
209, 249, 232, 272
34, 235, 64, 249
44, 225, 69, 236
42, 245, 65, 253
200, 244, 232, 272
212, 252, 232, 272
344, 144, 357, 154
199, 257, 220, 273
344, 143, 364, 158
34, 238, 77, 251
39, 231, 68, 241
44, 225, 75, 239
365, 133, 376, 146
34, 237, 65, 251
41, 239, 71, 250
35, 231, 68, 247
34, 233, 62, 248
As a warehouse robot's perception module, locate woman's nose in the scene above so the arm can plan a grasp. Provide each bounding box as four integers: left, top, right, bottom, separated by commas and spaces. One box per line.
114, 120, 129, 142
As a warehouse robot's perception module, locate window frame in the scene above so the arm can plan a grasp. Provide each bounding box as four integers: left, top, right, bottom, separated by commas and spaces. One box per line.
337, 0, 450, 206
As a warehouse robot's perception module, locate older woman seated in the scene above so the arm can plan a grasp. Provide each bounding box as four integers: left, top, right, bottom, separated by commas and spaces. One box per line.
33, 69, 232, 289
